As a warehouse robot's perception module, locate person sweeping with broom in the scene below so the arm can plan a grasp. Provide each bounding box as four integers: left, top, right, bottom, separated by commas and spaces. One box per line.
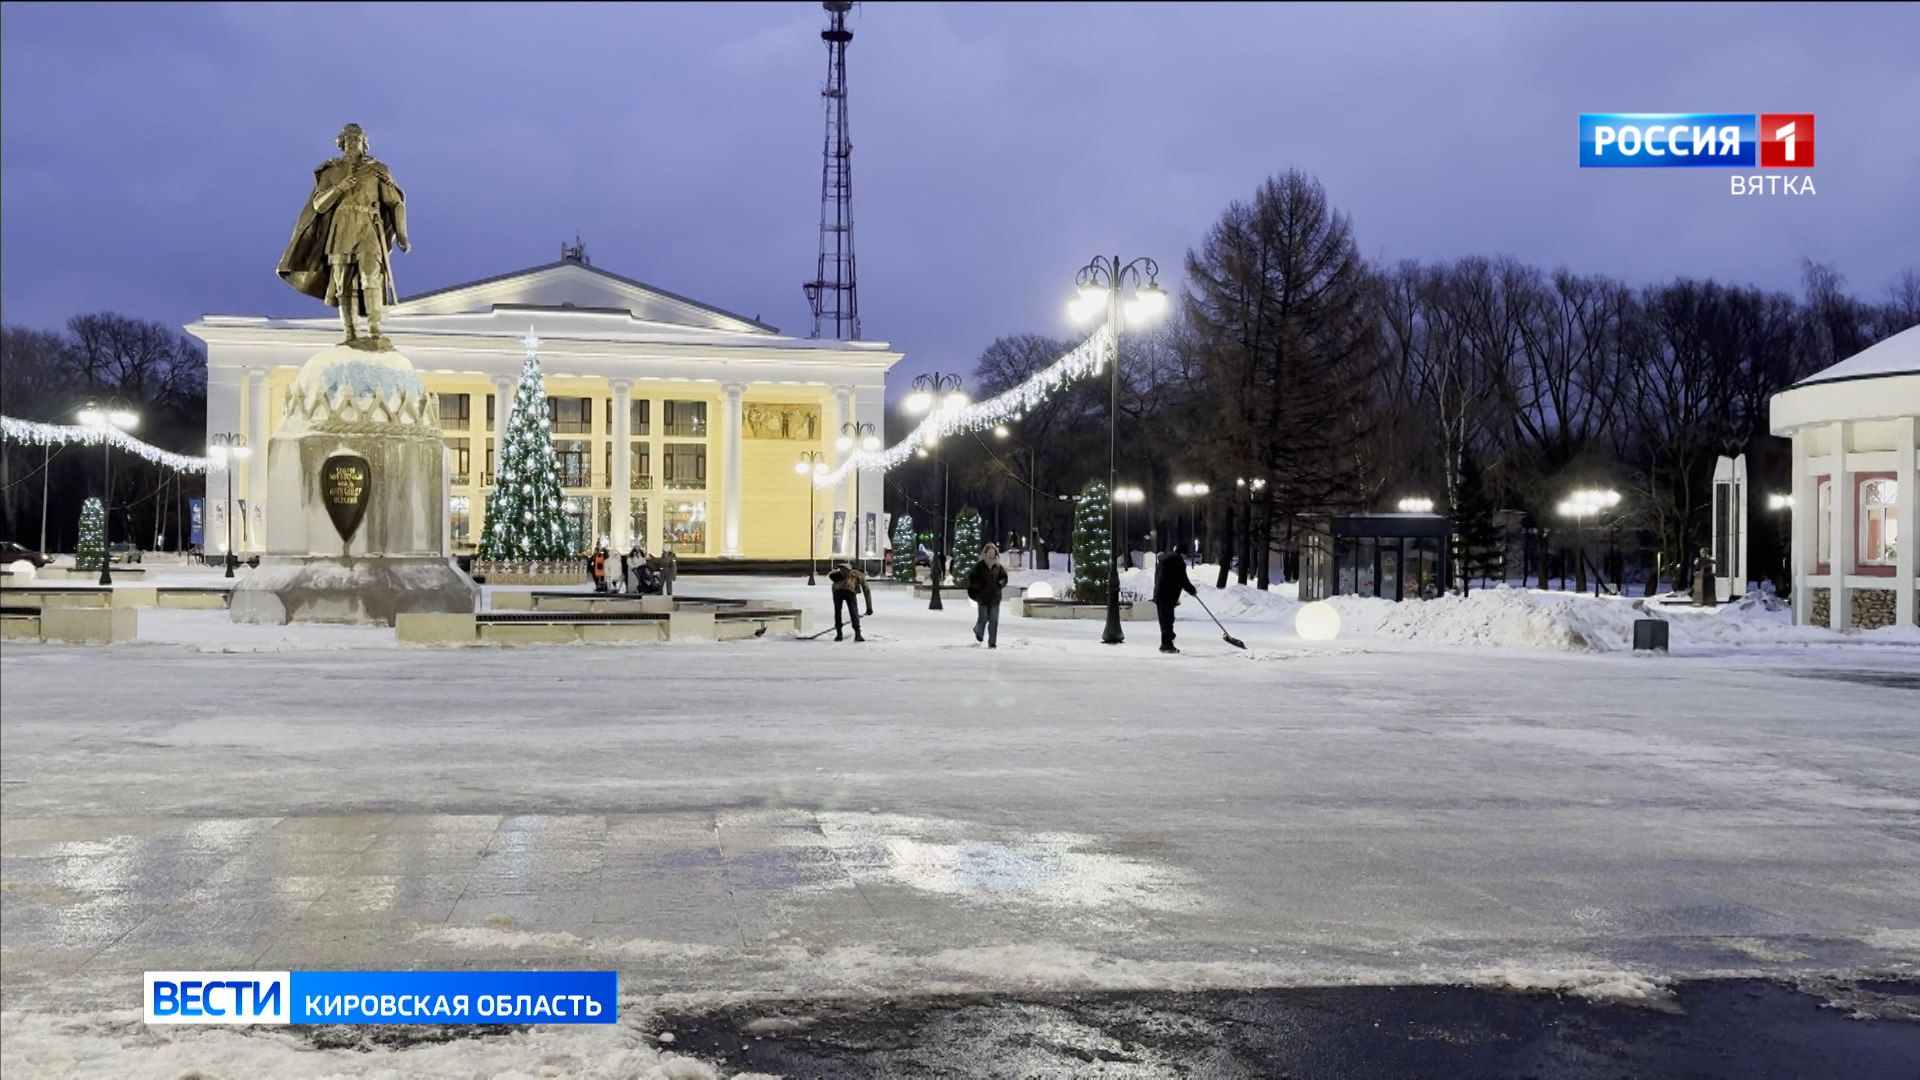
1153, 545, 1199, 653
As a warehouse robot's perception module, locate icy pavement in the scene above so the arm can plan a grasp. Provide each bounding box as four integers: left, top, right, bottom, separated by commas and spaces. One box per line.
2, 575, 1916, 1075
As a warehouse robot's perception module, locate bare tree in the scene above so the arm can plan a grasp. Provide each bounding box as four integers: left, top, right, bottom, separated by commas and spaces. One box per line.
1184, 170, 1378, 587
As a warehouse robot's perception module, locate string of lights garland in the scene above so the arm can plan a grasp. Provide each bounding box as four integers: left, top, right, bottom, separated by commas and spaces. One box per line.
812, 325, 1113, 489
1, 415, 209, 473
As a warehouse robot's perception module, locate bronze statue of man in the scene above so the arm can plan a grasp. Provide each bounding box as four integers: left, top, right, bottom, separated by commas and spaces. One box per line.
277, 124, 411, 349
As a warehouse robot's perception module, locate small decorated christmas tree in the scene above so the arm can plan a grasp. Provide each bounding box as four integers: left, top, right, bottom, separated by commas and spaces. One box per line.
1072, 480, 1111, 602
76, 497, 107, 572
889, 514, 916, 582
479, 331, 573, 561
950, 506, 983, 574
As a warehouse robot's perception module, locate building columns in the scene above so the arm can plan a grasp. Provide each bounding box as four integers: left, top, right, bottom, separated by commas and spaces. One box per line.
721, 382, 744, 557
1829, 421, 1852, 630
832, 384, 853, 556
1790, 427, 1809, 625
610, 380, 632, 551
245, 368, 270, 550
1897, 415, 1918, 628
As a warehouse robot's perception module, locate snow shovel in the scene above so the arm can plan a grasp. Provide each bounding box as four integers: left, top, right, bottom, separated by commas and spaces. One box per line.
1190, 594, 1246, 650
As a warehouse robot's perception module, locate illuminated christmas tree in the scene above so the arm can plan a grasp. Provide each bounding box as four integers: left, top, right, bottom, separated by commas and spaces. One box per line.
478, 331, 572, 560
889, 513, 916, 582
951, 505, 983, 574
76, 497, 107, 572
1072, 480, 1111, 602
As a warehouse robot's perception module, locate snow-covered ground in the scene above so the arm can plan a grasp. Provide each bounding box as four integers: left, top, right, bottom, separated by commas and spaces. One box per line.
2, 571, 1916, 1076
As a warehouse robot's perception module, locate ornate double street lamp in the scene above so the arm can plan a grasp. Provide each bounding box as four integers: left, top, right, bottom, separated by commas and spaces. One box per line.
207, 433, 252, 578
795, 451, 829, 585
1557, 488, 1620, 595
836, 421, 881, 571
1071, 255, 1168, 644
1176, 482, 1211, 557
78, 402, 139, 585
906, 372, 968, 610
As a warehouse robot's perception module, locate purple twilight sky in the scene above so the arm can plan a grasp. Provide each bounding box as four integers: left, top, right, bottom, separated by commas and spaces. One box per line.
3, 2, 1916, 394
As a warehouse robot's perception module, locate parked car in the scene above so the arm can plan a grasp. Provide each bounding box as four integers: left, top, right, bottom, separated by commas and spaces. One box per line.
108, 542, 143, 564
0, 541, 52, 568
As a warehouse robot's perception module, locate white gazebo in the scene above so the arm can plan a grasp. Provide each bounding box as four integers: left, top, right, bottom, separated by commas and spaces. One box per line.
1769, 325, 1919, 629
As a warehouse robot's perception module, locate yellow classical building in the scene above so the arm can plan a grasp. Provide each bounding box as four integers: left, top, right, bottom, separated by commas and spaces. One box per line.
188, 252, 900, 561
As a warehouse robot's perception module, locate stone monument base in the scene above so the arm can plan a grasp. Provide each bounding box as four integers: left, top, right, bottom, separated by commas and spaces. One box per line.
231, 556, 477, 627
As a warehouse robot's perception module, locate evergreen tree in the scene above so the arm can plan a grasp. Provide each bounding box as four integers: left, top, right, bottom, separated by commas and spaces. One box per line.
76, 497, 106, 572
479, 334, 572, 560
950, 506, 983, 573
1450, 452, 1502, 595
1072, 480, 1112, 602
889, 514, 916, 582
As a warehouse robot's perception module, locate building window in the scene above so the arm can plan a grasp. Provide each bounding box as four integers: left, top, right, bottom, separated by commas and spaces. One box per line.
631, 442, 652, 489
556, 440, 591, 488
1859, 478, 1898, 566
663, 443, 706, 489
445, 437, 471, 485
664, 400, 707, 437
631, 399, 650, 436
549, 396, 592, 434
449, 495, 471, 548
438, 393, 471, 431
664, 500, 706, 554
485, 445, 495, 486
1816, 478, 1831, 568
486, 393, 495, 433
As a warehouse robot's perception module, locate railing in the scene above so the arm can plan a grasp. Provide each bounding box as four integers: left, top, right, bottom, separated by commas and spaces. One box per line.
439, 418, 470, 432
450, 473, 470, 486
630, 474, 653, 490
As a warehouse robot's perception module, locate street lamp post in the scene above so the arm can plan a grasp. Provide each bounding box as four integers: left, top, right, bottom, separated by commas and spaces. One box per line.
906, 373, 968, 610
78, 402, 139, 585
836, 421, 881, 572
207, 433, 251, 578
1071, 255, 1167, 644
1114, 485, 1144, 566
1556, 488, 1620, 595
1767, 493, 1794, 599
1176, 482, 1211, 559
796, 451, 828, 585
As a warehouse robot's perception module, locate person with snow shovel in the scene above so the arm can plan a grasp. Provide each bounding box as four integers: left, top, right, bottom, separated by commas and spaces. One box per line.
1153, 544, 1199, 653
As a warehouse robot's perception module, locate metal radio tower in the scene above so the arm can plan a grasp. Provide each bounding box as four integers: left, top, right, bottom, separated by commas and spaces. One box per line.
804, 1, 859, 340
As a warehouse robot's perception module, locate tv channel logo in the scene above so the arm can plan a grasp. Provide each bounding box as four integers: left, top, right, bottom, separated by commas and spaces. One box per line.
1758, 113, 1815, 167
1579, 114, 1814, 168
146, 972, 290, 1025
1580, 114, 1754, 166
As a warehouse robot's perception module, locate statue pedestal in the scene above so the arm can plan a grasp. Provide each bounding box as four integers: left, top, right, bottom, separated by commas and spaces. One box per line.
230, 344, 476, 626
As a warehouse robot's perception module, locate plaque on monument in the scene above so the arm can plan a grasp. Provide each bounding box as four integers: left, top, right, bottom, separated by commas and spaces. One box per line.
321, 453, 371, 541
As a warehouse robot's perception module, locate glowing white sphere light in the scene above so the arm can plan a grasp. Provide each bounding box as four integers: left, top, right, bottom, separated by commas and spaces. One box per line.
1026, 580, 1055, 600
1294, 600, 1342, 641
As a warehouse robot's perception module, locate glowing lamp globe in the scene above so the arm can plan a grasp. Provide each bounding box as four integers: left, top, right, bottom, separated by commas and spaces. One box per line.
1026, 580, 1055, 600
1295, 600, 1342, 641
7, 560, 35, 580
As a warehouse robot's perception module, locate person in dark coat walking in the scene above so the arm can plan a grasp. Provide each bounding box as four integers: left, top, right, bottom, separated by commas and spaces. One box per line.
966, 543, 1010, 648
1153, 548, 1198, 653
828, 559, 867, 641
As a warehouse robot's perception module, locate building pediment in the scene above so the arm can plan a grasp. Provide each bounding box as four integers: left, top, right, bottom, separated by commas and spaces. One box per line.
392, 260, 777, 335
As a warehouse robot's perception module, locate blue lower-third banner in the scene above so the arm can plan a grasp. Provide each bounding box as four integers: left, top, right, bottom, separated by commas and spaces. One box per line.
145, 971, 617, 1024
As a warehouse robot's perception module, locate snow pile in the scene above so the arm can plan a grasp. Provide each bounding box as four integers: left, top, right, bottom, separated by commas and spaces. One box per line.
1336, 589, 1637, 651
1463, 960, 1673, 1004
